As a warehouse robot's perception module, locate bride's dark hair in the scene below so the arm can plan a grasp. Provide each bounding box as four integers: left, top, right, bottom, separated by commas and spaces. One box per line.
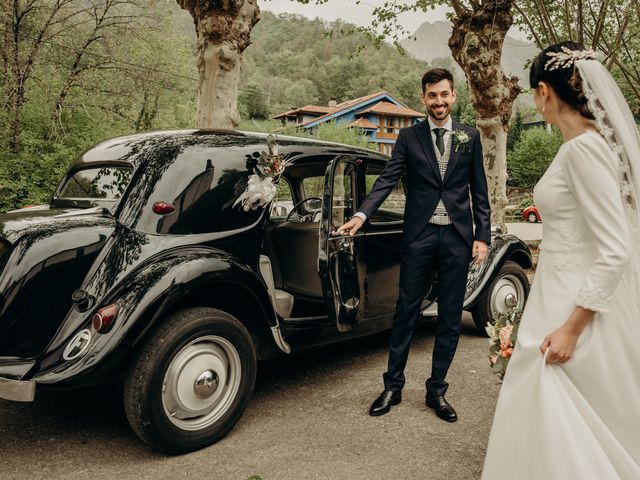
529, 41, 595, 120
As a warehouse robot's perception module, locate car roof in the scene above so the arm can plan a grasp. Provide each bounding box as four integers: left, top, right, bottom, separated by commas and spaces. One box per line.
71, 129, 388, 171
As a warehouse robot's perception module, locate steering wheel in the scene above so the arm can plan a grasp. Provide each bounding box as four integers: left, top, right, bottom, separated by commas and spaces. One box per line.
286, 196, 322, 222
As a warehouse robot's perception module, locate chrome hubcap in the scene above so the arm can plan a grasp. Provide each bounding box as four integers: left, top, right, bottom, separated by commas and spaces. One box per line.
162, 335, 241, 431
504, 293, 517, 309
194, 370, 219, 399
491, 274, 526, 316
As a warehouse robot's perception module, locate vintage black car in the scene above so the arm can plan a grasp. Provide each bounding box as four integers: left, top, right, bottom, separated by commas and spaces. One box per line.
0, 130, 531, 453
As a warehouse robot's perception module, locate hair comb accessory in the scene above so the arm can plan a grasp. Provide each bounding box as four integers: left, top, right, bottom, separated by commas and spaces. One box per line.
545, 47, 599, 71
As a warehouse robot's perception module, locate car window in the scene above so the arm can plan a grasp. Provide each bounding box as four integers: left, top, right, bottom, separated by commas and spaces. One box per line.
58, 167, 132, 200
270, 179, 293, 218
365, 165, 405, 224
121, 144, 268, 235
330, 161, 356, 229
301, 176, 324, 199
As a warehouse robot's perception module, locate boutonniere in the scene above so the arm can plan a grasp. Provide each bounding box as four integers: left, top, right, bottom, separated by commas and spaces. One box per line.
452, 129, 471, 152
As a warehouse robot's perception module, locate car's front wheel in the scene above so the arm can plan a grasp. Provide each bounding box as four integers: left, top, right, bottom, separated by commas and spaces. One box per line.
123, 307, 256, 454
471, 261, 530, 336
527, 212, 538, 223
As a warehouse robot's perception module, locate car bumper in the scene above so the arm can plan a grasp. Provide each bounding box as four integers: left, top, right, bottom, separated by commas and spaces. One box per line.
0, 376, 35, 402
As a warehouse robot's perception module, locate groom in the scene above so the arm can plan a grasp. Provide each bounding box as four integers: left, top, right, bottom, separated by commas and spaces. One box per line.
337, 68, 491, 422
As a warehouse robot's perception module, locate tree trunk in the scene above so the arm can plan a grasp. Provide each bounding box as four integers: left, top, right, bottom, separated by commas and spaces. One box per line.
449, 1, 520, 227
177, 0, 260, 129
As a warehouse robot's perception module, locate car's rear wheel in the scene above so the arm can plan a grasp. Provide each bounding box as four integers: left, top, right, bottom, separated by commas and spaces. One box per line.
471, 261, 529, 336
123, 307, 256, 454
527, 212, 538, 223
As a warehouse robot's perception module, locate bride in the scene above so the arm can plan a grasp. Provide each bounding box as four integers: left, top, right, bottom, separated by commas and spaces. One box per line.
482, 42, 640, 479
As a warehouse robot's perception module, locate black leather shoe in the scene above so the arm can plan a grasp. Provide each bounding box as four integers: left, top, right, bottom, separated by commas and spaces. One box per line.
369, 390, 402, 416
425, 394, 457, 422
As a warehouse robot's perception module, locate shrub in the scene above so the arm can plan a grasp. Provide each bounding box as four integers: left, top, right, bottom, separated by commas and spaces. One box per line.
518, 197, 534, 210
507, 126, 563, 188
241, 119, 376, 151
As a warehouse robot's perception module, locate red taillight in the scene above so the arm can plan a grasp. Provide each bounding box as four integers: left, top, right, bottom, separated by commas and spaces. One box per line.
152, 202, 175, 215
92, 304, 119, 333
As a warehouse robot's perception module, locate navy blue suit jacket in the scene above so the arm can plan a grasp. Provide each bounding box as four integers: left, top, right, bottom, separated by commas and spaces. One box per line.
359, 119, 491, 248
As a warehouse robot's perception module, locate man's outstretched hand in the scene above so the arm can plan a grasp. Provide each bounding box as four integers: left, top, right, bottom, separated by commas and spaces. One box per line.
336, 216, 364, 236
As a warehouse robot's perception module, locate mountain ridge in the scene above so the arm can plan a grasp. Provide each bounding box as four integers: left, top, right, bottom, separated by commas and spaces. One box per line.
400, 21, 538, 86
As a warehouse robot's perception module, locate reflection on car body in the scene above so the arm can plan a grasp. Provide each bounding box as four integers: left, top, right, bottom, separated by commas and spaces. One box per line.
0, 129, 532, 453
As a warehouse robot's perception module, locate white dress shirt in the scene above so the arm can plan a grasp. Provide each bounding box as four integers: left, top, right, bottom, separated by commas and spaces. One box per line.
353, 116, 453, 224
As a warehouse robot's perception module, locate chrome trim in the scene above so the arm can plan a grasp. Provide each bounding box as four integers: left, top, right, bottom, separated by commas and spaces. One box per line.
491, 223, 505, 235
421, 301, 438, 317
162, 335, 241, 430
363, 230, 404, 236
462, 258, 502, 307
421, 260, 500, 316
0, 377, 36, 402
421, 236, 530, 316
270, 324, 291, 354
62, 329, 92, 360
328, 230, 404, 239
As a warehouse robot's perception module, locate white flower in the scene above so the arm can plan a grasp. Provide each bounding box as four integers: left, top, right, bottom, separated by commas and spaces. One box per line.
233, 174, 277, 212
485, 322, 498, 342
452, 130, 470, 152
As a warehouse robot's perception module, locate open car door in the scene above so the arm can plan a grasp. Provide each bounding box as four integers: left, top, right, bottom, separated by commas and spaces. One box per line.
319, 155, 365, 332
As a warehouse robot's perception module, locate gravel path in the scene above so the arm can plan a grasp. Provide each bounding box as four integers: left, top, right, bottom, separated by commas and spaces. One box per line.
0, 314, 502, 480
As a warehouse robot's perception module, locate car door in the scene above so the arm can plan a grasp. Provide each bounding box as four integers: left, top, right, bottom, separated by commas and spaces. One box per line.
318, 155, 365, 332
359, 159, 405, 321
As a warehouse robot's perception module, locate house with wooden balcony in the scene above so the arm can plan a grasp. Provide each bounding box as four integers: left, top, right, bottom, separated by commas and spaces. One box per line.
272, 91, 425, 155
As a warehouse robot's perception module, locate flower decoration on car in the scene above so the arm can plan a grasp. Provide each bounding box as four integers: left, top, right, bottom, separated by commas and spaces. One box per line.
486, 307, 522, 380
234, 134, 286, 212
452, 129, 470, 152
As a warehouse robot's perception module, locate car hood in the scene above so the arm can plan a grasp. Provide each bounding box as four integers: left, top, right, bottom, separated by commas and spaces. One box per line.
0, 207, 116, 358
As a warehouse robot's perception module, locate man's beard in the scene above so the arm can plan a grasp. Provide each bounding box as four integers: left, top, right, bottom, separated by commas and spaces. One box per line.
428, 104, 451, 120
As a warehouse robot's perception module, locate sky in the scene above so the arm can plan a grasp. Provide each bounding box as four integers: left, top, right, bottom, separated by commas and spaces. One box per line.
260, 0, 528, 40
260, 0, 451, 35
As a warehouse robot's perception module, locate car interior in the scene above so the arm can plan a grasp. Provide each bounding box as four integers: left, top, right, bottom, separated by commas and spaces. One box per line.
260, 158, 330, 320
259, 154, 406, 322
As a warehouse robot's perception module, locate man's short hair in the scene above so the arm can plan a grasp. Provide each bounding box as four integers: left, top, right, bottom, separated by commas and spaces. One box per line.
421, 68, 454, 93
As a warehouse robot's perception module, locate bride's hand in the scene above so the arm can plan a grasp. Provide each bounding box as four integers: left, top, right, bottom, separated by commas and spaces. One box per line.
540, 306, 594, 364
539, 326, 580, 364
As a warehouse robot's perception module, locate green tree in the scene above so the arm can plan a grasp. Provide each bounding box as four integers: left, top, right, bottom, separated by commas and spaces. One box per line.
239, 82, 270, 119
0, 0, 198, 212
243, 12, 434, 115
458, 103, 477, 127
508, 127, 563, 187
514, 0, 640, 114
238, 119, 375, 151
278, 122, 375, 150
507, 108, 524, 151
284, 80, 320, 107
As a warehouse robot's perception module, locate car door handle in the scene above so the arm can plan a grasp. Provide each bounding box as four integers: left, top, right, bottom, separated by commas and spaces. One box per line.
329, 230, 365, 240
338, 239, 352, 251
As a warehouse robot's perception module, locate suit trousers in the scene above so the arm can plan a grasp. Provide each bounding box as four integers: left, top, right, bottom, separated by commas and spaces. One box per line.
382, 223, 472, 396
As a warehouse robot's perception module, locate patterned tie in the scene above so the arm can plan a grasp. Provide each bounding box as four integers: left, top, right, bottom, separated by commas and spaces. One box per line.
433, 128, 446, 156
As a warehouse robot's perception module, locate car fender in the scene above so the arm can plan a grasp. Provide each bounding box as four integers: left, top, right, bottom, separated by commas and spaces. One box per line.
463, 234, 532, 309
33, 247, 279, 386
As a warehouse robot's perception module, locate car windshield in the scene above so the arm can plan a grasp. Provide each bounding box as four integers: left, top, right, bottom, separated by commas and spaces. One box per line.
57, 167, 132, 201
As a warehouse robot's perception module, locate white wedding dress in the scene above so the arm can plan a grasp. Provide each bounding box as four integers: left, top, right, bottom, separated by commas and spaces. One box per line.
482, 131, 640, 479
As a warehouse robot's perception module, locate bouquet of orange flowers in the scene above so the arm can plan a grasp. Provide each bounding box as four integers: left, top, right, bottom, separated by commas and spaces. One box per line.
486, 308, 522, 380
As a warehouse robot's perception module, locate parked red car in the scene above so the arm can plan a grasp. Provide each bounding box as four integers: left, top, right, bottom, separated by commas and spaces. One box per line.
522, 205, 541, 223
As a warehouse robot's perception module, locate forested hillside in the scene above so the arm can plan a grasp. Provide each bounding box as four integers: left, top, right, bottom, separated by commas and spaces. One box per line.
0, 5, 465, 212
0, 0, 196, 211
240, 11, 470, 117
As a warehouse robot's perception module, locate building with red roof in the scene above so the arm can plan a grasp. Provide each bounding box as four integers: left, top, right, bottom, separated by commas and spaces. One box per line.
272, 91, 425, 155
